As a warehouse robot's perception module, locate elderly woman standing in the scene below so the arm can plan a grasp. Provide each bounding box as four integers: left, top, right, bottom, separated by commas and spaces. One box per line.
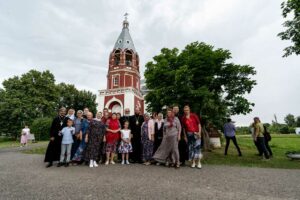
153, 109, 181, 168
72, 112, 91, 164
84, 112, 106, 168
181, 105, 202, 169
140, 113, 155, 165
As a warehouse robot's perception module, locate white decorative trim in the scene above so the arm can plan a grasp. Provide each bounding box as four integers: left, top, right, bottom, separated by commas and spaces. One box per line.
105, 96, 124, 115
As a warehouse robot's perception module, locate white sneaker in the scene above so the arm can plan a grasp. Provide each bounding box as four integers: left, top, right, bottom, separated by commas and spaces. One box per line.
191, 162, 196, 168
89, 160, 93, 168
121, 160, 125, 165
105, 160, 109, 165
110, 160, 115, 165
125, 160, 130, 165
197, 161, 202, 169
93, 161, 98, 167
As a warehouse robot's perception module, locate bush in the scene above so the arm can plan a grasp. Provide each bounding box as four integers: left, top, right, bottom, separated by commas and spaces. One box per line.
279, 125, 295, 134
30, 117, 52, 141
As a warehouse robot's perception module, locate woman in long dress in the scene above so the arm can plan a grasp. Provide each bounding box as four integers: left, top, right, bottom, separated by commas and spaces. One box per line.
141, 113, 155, 165
153, 108, 182, 168
84, 112, 106, 168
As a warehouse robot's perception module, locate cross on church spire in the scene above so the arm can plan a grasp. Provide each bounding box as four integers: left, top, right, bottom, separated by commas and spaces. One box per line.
124, 12, 129, 20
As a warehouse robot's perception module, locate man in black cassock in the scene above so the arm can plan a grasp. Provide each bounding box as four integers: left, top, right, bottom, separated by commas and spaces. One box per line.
44, 107, 69, 168
129, 107, 144, 163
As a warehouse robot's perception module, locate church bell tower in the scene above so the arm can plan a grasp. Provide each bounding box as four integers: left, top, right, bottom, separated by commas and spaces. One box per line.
97, 14, 144, 115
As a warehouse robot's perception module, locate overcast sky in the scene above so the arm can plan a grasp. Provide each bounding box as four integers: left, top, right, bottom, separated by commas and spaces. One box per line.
0, 0, 299, 126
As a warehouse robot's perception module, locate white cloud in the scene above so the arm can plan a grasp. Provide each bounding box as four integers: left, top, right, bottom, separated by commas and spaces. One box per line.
0, 0, 299, 125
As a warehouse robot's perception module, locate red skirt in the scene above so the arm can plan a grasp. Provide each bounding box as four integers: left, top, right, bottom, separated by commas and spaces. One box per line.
106, 132, 120, 144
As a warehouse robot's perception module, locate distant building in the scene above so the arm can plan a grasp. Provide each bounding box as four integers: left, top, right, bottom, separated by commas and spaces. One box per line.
97, 16, 144, 115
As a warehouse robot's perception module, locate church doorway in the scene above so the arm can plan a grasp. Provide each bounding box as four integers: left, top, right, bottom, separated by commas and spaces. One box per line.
109, 101, 122, 114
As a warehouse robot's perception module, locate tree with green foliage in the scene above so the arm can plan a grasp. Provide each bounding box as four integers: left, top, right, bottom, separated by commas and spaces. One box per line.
278, 0, 300, 57
284, 113, 296, 127
296, 116, 300, 127
0, 69, 97, 138
30, 117, 53, 140
57, 83, 97, 114
0, 70, 58, 138
144, 42, 256, 127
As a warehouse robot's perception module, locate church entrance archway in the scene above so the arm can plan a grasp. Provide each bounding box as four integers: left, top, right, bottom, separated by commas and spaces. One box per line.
109, 101, 122, 114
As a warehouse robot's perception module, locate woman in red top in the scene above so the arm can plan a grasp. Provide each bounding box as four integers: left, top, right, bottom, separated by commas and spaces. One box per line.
104, 113, 121, 165
181, 105, 202, 169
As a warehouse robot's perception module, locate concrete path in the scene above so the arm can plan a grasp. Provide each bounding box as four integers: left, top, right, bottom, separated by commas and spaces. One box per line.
0, 150, 299, 200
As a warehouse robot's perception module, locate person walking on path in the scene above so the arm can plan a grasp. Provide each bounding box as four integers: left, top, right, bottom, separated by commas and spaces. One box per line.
44, 107, 69, 168
20, 125, 30, 147
153, 109, 181, 168
57, 119, 75, 167
223, 118, 242, 156
254, 117, 270, 160
263, 125, 273, 157
181, 105, 202, 169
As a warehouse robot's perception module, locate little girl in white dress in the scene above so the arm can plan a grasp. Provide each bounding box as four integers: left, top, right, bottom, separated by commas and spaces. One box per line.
118, 121, 133, 165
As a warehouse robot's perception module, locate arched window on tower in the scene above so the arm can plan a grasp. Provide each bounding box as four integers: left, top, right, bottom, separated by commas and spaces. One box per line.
125, 50, 132, 66
114, 50, 121, 65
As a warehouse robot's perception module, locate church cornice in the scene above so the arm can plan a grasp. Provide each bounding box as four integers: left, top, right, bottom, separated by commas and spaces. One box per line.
107, 68, 141, 78
99, 87, 143, 98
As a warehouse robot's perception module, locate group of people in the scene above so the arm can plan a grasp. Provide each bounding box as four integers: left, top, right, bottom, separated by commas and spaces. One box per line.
223, 117, 273, 160
44, 105, 203, 169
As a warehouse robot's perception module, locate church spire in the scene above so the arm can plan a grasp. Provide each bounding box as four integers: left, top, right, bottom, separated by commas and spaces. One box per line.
114, 13, 136, 52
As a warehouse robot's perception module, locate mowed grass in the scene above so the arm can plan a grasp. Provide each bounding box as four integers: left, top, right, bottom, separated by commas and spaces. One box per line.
0, 137, 23, 149
202, 134, 300, 169
17, 135, 300, 169
0, 137, 48, 151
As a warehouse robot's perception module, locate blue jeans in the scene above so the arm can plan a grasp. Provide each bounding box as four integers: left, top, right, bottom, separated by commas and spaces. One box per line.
187, 132, 201, 160
60, 144, 72, 163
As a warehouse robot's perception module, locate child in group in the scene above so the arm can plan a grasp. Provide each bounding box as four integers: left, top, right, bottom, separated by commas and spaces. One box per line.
118, 121, 133, 165
57, 119, 75, 167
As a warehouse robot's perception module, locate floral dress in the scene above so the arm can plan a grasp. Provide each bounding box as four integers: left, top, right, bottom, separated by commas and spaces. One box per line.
141, 121, 154, 161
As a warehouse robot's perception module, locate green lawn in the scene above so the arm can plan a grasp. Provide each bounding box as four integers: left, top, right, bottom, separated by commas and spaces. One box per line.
202, 134, 300, 169
6, 134, 300, 169
0, 137, 23, 149
0, 137, 48, 150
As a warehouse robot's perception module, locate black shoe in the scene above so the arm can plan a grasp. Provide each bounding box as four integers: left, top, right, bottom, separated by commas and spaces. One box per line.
46, 162, 53, 168
57, 162, 63, 167
65, 163, 69, 167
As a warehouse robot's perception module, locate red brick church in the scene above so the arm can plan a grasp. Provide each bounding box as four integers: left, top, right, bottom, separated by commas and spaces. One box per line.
97, 15, 144, 115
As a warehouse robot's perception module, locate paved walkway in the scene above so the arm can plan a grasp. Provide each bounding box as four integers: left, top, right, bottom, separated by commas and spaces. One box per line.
0, 149, 299, 200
